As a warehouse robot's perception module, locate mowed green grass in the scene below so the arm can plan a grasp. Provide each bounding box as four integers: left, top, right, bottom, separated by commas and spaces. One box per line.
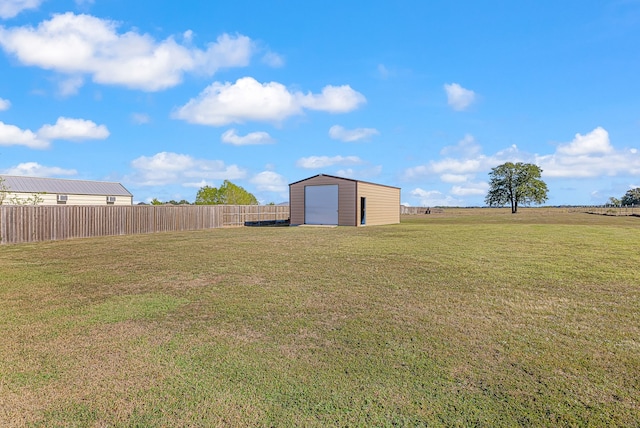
1, 208, 638, 426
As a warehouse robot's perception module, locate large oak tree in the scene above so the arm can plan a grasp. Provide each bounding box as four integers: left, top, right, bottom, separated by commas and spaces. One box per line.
485, 162, 548, 213
195, 180, 258, 205
620, 188, 640, 206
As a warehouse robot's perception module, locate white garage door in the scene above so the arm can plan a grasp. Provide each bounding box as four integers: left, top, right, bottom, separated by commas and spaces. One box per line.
305, 185, 338, 225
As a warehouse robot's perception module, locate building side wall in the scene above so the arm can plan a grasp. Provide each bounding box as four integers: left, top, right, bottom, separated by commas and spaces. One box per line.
356, 182, 400, 226
289, 176, 357, 225
289, 183, 305, 225
3, 192, 133, 206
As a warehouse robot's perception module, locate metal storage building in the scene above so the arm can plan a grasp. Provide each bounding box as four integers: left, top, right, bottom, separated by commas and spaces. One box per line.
289, 174, 400, 226
0, 175, 133, 206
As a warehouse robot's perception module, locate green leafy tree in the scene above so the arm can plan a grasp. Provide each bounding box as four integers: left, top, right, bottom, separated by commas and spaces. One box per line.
195, 180, 258, 205
10, 193, 44, 205
150, 198, 163, 205
195, 186, 219, 205
620, 188, 640, 206
485, 162, 548, 213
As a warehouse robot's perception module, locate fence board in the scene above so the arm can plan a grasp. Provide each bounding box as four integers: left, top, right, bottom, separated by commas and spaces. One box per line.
0, 205, 291, 245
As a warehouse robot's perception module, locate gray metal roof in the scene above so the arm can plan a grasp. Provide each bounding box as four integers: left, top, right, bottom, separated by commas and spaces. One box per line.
0, 175, 133, 196
288, 173, 401, 189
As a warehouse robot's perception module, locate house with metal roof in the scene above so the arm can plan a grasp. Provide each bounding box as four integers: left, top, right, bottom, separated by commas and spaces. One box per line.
289, 174, 400, 226
0, 175, 133, 206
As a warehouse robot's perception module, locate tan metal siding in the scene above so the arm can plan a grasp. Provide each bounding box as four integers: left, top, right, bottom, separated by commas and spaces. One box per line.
356, 182, 400, 226
289, 175, 357, 226
289, 182, 305, 225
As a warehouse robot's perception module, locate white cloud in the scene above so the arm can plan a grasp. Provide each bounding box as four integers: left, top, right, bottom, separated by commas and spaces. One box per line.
2, 162, 77, 177
131, 113, 151, 124
298, 84, 366, 113
440, 134, 481, 158
174, 77, 301, 125
58, 76, 84, 96
37, 117, 109, 141
129, 151, 246, 186
0, 117, 108, 149
0, 13, 254, 91
221, 129, 274, 146
335, 165, 383, 179
250, 170, 287, 193
296, 155, 364, 169
173, 77, 365, 126
0, 0, 42, 19
0, 97, 10, 110
329, 125, 379, 142
556, 127, 613, 155
335, 168, 356, 178
440, 173, 472, 183
536, 127, 640, 178
404, 127, 640, 206
430, 158, 486, 175
410, 188, 462, 207
536, 150, 638, 178
403, 158, 485, 180
403, 141, 525, 181
377, 63, 390, 79
0, 121, 49, 148
450, 181, 489, 196
182, 179, 209, 189
262, 51, 284, 67
444, 83, 476, 111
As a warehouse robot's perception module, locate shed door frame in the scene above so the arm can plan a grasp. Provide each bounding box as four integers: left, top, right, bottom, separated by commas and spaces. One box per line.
305, 185, 339, 225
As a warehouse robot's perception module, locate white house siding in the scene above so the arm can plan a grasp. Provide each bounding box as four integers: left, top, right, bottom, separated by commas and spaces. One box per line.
4, 192, 133, 206
1, 175, 133, 206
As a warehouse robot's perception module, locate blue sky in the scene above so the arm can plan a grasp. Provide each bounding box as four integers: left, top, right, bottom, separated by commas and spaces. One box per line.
1, 0, 639, 205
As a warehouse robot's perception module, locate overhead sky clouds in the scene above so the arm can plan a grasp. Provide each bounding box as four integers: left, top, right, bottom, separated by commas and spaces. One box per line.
221, 129, 274, 146
0, 117, 109, 149
329, 125, 379, 142
173, 77, 366, 126
0, 1, 639, 205
0, 13, 254, 91
0, 0, 42, 19
444, 83, 476, 111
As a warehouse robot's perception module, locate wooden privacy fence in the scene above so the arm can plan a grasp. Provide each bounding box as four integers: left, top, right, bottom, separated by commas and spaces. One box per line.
0, 205, 290, 245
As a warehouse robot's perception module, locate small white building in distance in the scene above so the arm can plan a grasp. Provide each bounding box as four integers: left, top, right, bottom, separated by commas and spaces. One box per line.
0, 175, 133, 206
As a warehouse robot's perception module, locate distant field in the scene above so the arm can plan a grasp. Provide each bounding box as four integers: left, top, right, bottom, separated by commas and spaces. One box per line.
1, 208, 638, 426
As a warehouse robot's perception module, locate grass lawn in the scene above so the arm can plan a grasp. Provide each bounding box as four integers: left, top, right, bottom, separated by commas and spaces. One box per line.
1, 208, 638, 426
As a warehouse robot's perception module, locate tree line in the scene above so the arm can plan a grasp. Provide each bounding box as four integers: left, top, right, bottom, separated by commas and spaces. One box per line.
608, 188, 640, 207
147, 180, 260, 205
